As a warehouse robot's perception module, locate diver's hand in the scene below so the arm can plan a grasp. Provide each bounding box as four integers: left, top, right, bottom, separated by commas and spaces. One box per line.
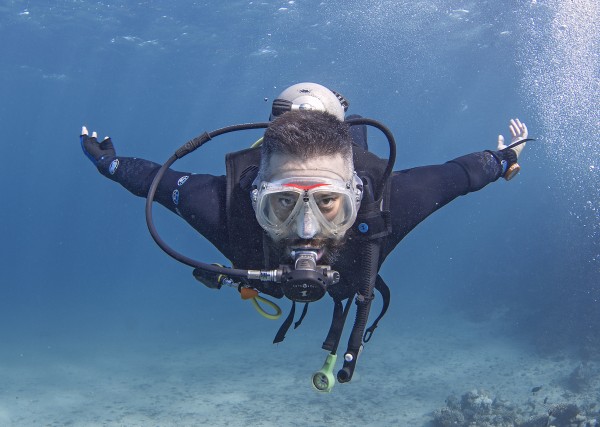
80, 126, 116, 166
497, 118, 528, 159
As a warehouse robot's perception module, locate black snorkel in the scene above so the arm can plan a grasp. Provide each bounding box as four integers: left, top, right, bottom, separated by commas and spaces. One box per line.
145, 117, 396, 391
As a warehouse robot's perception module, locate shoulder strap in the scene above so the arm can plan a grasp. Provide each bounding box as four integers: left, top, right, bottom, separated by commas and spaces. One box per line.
225, 147, 264, 268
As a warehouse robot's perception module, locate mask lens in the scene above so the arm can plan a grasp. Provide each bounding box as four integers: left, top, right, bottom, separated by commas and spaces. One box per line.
262, 191, 300, 224
310, 188, 355, 230
253, 177, 361, 239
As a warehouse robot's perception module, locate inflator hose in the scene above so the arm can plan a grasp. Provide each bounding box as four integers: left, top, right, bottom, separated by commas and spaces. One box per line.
337, 240, 379, 383
337, 177, 381, 383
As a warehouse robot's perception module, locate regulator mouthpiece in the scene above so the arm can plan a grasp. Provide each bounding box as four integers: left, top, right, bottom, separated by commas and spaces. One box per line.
278, 249, 339, 303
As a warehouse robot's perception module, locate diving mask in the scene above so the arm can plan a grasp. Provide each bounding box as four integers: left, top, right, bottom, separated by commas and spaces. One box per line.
251, 175, 363, 240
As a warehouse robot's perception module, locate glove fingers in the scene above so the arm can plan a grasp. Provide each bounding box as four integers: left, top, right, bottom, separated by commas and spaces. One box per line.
80, 134, 101, 165
99, 137, 114, 151
80, 134, 98, 149
80, 129, 116, 165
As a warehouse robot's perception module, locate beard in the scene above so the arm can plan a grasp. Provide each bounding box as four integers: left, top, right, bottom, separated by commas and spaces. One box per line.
267, 234, 348, 266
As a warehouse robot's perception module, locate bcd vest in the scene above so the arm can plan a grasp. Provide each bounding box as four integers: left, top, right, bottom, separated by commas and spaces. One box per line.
224, 144, 392, 302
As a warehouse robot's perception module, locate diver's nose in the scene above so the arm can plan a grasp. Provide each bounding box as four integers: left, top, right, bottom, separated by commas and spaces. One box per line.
296, 206, 320, 239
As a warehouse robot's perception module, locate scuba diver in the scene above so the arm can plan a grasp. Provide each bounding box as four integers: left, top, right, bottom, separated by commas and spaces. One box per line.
80, 82, 530, 392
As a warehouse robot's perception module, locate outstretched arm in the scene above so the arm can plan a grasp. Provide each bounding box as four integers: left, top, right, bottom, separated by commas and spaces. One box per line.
80, 125, 178, 199
386, 118, 529, 248
79, 127, 228, 246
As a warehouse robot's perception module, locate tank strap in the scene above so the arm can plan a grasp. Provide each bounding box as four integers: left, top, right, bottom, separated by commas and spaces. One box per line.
364, 275, 391, 342
272, 302, 310, 344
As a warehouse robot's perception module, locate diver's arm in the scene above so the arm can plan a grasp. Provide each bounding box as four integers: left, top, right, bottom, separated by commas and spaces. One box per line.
386, 119, 528, 246
387, 154, 498, 244
80, 127, 228, 243
93, 153, 178, 202
81, 126, 184, 203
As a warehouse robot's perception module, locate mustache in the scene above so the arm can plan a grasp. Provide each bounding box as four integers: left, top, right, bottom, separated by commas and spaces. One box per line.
284, 237, 331, 248
271, 235, 347, 265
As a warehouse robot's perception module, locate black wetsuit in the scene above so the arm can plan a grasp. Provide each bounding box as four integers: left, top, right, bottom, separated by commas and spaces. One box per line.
95, 140, 504, 299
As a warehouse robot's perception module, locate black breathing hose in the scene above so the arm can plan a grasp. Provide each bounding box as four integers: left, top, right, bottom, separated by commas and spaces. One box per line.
145, 122, 270, 278
144, 118, 396, 285
345, 117, 396, 200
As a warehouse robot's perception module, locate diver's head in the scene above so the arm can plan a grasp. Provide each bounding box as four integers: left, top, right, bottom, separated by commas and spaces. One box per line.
252, 110, 363, 257
259, 110, 355, 181
271, 82, 349, 121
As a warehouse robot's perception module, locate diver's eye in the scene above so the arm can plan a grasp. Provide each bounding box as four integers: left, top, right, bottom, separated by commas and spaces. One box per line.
277, 193, 298, 209
315, 194, 340, 212
279, 197, 294, 207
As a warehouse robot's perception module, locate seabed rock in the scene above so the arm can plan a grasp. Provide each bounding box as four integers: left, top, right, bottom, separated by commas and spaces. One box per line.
431, 407, 465, 427
431, 390, 599, 427
518, 414, 550, 427
432, 389, 516, 427
549, 402, 579, 423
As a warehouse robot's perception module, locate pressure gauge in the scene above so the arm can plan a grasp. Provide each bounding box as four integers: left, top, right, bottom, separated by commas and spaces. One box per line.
311, 353, 337, 392
312, 371, 331, 391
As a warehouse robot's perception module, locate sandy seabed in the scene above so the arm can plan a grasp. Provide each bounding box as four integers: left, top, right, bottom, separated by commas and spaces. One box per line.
1, 312, 598, 427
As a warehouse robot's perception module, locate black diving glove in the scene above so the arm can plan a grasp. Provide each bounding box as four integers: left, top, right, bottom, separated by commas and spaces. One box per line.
80, 125, 116, 166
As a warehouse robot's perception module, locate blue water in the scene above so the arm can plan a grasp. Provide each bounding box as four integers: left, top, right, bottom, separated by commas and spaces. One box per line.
1, 1, 598, 425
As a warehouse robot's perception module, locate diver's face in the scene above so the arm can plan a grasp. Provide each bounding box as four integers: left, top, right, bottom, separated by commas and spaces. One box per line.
267, 153, 349, 228
268, 155, 344, 226
264, 153, 351, 261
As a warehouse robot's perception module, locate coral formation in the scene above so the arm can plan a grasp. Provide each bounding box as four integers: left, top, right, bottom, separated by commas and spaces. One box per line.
548, 403, 579, 424
431, 389, 599, 427
432, 389, 517, 427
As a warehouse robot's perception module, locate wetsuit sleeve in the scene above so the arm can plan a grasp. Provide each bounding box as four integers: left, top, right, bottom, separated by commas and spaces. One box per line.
387, 150, 503, 249
96, 156, 227, 249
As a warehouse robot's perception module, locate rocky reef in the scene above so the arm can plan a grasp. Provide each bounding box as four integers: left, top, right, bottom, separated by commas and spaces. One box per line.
431, 389, 599, 427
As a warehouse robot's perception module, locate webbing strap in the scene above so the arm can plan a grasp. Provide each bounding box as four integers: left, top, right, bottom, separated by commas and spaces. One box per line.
294, 303, 309, 329
364, 275, 391, 342
273, 302, 295, 344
